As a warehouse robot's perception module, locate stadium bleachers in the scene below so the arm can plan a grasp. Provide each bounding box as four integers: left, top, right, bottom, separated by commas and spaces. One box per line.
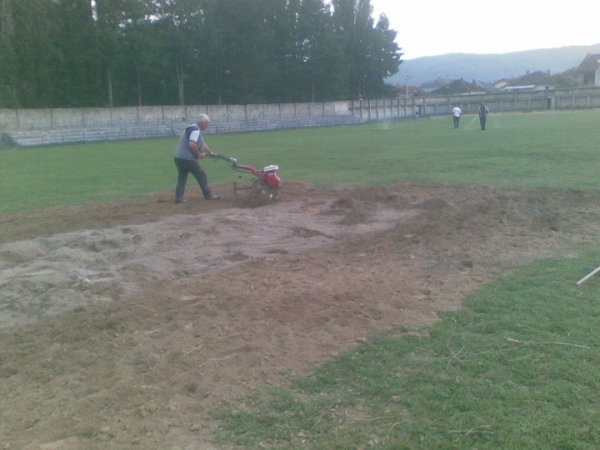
7, 113, 364, 147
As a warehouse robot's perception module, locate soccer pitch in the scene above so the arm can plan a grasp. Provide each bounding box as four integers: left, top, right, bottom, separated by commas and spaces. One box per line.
1, 109, 599, 213
1, 109, 600, 449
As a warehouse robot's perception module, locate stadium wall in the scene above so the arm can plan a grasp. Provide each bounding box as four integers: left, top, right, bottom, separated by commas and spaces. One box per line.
1, 87, 599, 146
407, 86, 600, 116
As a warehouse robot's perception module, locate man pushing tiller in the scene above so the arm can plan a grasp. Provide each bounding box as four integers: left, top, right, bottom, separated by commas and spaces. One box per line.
173, 114, 220, 203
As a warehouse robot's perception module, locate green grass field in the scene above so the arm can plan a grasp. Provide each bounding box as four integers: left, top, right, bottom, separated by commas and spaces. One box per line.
2, 110, 600, 448
216, 250, 600, 449
1, 110, 599, 213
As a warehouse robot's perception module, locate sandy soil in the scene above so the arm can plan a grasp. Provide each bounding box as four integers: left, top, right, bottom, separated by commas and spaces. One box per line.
1, 182, 599, 449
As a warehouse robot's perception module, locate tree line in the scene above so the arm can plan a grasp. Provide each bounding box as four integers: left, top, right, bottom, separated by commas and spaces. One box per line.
0, 0, 402, 109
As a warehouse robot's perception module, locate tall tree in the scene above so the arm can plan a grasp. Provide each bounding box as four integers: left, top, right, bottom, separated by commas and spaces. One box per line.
94, 0, 147, 106
0, 0, 57, 107
291, 0, 347, 101
329, 0, 355, 98
49, 0, 99, 107
367, 14, 402, 96
330, 0, 400, 99
0, 0, 402, 108
0, 0, 17, 106
202, 0, 276, 104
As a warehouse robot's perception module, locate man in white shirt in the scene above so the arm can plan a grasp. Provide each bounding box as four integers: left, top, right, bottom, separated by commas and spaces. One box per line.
451, 105, 462, 128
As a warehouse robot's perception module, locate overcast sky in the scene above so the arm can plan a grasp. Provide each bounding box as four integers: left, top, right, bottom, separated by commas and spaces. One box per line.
370, 0, 600, 60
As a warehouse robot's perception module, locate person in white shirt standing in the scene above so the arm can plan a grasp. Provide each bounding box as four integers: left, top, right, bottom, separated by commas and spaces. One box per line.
451, 105, 462, 128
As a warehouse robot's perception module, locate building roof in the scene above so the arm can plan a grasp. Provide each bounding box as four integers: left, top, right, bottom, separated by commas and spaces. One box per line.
576, 53, 600, 72
511, 71, 551, 85
429, 78, 486, 95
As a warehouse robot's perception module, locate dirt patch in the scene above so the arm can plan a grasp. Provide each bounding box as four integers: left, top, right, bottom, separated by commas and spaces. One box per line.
1, 182, 599, 449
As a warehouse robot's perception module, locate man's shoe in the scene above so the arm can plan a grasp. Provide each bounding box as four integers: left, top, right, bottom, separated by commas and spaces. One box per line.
205, 194, 220, 200
175, 198, 187, 204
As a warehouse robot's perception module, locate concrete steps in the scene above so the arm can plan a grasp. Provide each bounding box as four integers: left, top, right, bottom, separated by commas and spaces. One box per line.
7, 115, 364, 147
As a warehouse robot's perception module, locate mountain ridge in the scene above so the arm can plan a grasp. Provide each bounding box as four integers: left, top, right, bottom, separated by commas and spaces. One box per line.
388, 43, 600, 85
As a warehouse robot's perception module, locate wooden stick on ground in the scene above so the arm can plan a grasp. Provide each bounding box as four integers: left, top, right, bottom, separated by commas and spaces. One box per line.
576, 265, 600, 286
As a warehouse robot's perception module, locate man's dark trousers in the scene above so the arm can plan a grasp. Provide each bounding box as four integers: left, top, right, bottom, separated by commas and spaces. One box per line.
174, 157, 211, 201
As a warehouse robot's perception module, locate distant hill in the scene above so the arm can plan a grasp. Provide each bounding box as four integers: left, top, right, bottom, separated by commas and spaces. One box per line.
388, 43, 600, 86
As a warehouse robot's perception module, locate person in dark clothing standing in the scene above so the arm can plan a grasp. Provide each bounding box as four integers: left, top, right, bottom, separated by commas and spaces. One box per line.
173, 114, 220, 203
478, 103, 489, 130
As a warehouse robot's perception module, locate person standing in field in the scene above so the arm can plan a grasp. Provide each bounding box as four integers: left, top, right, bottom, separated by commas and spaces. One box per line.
451, 105, 462, 128
478, 103, 489, 130
173, 114, 220, 203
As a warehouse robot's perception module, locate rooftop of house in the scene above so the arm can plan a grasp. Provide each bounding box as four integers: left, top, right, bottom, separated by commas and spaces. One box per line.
576, 53, 600, 72
429, 78, 486, 95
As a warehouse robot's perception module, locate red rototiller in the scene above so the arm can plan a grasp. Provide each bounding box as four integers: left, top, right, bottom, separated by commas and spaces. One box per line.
210, 153, 283, 200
